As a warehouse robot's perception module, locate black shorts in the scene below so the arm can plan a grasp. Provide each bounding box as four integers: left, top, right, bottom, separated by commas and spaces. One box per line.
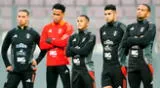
72, 68, 93, 88
4, 71, 35, 88
101, 65, 125, 88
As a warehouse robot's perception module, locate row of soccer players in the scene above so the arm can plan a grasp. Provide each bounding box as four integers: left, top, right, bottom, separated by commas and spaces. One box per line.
1, 3, 155, 88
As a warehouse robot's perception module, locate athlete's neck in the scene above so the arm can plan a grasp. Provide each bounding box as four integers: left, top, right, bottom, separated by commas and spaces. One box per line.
18, 25, 28, 30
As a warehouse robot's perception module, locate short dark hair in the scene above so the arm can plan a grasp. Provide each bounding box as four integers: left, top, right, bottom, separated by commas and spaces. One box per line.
141, 4, 151, 12
18, 9, 30, 16
52, 3, 66, 13
79, 15, 90, 22
104, 4, 116, 11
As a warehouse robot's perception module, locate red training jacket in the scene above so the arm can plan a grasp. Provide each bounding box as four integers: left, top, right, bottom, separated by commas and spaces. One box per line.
40, 20, 73, 66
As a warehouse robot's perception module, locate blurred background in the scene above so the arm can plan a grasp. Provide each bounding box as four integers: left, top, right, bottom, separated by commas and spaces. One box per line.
0, 0, 159, 88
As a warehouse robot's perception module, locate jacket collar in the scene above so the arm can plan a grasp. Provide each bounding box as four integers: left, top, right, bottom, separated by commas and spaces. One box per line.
52, 20, 66, 26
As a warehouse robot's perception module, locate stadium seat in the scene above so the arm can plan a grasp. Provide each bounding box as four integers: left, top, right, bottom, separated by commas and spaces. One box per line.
76, 0, 89, 6
122, 6, 136, 17
0, 18, 12, 30
30, 7, 46, 18
30, 0, 44, 6
64, 18, 76, 28
152, 0, 160, 5
65, 6, 80, 18
0, 0, 12, 6
30, 19, 48, 31
45, 0, 60, 6
90, 18, 105, 29
61, 0, 74, 5
15, 0, 29, 5
0, 7, 12, 18
44, 7, 52, 17
121, 18, 136, 25
106, 0, 120, 5
121, 0, 135, 5
116, 6, 123, 19
155, 18, 160, 31
87, 6, 104, 18
136, 0, 151, 4
91, 0, 104, 5
156, 6, 160, 17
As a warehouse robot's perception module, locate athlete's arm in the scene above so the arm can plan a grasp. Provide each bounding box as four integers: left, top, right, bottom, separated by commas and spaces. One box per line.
70, 35, 96, 56
33, 30, 47, 64
99, 27, 104, 45
49, 24, 73, 47
1, 30, 12, 67
39, 26, 54, 50
66, 35, 75, 57
118, 24, 128, 66
127, 24, 156, 48
121, 25, 131, 48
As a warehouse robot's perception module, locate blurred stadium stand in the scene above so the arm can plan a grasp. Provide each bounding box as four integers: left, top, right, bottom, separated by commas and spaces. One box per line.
0, 0, 159, 88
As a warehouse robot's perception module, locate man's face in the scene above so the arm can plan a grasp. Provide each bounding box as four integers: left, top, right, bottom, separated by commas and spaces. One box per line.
52, 9, 64, 23
17, 11, 29, 26
136, 5, 150, 20
104, 10, 116, 23
77, 16, 89, 31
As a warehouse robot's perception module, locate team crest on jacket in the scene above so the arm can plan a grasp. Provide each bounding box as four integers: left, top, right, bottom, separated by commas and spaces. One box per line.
13, 34, 18, 38
140, 27, 145, 32
82, 37, 86, 43
48, 29, 52, 33
58, 28, 62, 34
102, 32, 106, 35
72, 38, 76, 42
113, 31, 117, 36
26, 33, 31, 39
130, 27, 134, 30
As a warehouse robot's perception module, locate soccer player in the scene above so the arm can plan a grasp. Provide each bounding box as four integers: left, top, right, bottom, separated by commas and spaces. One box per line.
66, 15, 96, 88
1, 9, 46, 88
122, 4, 156, 88
39, 3, 73, 88
99, 4, 127, 88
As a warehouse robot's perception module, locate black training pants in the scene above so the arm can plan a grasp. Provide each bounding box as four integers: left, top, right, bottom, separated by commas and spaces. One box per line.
128, 64, 153, 88
4, 71, 35, 88
46, 65, 70, 88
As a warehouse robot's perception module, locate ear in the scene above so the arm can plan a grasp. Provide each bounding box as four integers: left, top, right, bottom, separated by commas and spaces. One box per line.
146, 11, 150, 18
86, 18, 89, 25
114, 11, 117, 21
62, 12, 65, 17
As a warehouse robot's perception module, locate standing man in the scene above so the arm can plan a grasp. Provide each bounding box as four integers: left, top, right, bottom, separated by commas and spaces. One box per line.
100, 4, 127, 88
1, 9, 46, 88
39, 3, 73, 88
66, 15, 96, 88
122, 4, 156, 88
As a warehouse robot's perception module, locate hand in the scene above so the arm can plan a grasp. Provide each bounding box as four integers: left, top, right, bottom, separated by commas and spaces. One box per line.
32, 59, 37, 71
6, 66, 13, 72
140, 35, 144, 38
121, 66, 127, 77
46, 38, 52, 44
31, 65, 37, 71
32, 59, 37, 66
134, 36, 138, 38
75, 46, 80, 49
